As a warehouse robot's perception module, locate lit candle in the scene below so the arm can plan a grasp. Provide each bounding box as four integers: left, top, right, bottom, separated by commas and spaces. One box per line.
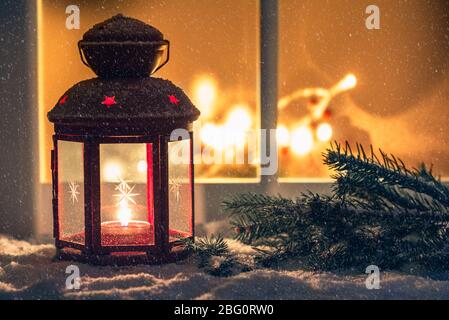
101, 220, 153, 246
100, 202, 153, 246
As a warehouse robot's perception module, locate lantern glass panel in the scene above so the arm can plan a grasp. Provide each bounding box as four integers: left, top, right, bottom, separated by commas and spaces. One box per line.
99, 143, 154, 246
58, 140, 85, 244
168, 139, 193, 241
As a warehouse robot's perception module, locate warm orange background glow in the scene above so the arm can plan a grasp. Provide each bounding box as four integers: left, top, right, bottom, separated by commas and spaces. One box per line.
38, 0, 259, 183
39, 0, 449, 182
279, 0, 449, 179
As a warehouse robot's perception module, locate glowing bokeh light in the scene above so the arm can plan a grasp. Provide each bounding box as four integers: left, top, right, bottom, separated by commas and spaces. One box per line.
224, 106, 252, 149
290, 126, 314, 156
201, 123, 219, 145
194, 77, 217, 118
103, 162, 122, 182
335, 73, 357, 92
201, 123, 225, 150
276, 125, 290, 147
316, 123, 333, 142
226, 106, 252, 131
137, 160, 147, 173
225, 130, 246, 148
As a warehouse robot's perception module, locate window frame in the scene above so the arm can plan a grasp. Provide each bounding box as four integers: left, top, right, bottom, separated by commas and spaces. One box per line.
42, 0, 332, 237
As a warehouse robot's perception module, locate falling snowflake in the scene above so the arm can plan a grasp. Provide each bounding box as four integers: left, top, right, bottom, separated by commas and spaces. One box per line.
169, 177, 182, 203
113, 177, 139, 206
68, 182, 80, 204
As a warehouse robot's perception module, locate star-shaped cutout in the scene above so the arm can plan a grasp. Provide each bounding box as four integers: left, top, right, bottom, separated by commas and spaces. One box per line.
101, 96, 117, 108
168, 95, 180, 105
59, 95, 68, 105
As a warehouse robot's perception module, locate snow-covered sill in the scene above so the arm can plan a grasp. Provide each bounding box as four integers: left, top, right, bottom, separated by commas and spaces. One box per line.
0, 235, 448, 300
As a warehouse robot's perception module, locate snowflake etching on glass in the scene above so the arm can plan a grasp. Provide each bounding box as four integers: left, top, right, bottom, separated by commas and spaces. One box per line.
113, 177, 139, 206
169, 177, 183, 203
68, 182, 80, 204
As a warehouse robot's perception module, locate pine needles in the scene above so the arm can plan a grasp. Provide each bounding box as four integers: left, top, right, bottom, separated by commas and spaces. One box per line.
222, 142, 449, 271
181, 235, 237, 276
325, 141, 449, 211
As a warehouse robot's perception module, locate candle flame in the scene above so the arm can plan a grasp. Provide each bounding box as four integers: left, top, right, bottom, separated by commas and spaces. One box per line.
118, 202, 132, 227
113, 178, 139, 227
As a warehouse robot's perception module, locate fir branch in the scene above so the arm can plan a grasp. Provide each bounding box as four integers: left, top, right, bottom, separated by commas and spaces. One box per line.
222, 193, 302, 244
325, 141, 449, 210
223, 142, 449, 271
181, 234, 229, 257
180, 235, 238, 277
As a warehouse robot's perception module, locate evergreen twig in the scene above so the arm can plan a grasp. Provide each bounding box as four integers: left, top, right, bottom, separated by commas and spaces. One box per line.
181, 235, 237, 276
222, 142, 449, 270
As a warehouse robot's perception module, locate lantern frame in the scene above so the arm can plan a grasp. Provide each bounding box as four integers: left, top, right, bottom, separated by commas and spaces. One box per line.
51, 124, 195, 265
47, 15, 200, 265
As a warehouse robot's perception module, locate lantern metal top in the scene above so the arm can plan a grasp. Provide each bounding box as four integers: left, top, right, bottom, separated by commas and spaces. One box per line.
47, 14, 200, 132
82, 14, 164, 42
47, 77, 200, 127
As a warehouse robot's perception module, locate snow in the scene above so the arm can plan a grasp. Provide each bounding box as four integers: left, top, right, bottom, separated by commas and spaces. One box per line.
1, 235, 449, 300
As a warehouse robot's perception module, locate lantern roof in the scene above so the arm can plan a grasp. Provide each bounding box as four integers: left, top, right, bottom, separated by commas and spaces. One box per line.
47, 77, 200, 126
47, 14, 200, 130
82, 14, 164, 42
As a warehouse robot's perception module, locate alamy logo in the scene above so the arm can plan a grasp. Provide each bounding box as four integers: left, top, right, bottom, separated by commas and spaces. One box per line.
170, 126, 278, 176
365, 5, 380, 30
66, 5, 80, 30
365, 265, 380, 290
65, 265, 81, 290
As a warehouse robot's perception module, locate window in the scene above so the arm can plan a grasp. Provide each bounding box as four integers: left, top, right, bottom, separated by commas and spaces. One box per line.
38, 1, 449, 236
38, 0, 260, 183
279, 0, 449, 180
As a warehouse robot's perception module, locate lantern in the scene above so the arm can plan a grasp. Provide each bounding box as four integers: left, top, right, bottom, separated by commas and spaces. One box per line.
47, 14, 200, 265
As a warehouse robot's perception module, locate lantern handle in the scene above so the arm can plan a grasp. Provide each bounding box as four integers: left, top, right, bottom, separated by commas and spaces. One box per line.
152, 40, 170, 74
78, 41, 91, 69
78, 40, 169, 74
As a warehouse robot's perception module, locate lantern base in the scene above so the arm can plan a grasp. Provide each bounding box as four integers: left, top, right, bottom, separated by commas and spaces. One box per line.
55, 245, 191, 266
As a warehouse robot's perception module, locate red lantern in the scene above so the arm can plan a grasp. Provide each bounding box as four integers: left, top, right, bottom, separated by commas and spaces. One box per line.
47, 15, 200, 265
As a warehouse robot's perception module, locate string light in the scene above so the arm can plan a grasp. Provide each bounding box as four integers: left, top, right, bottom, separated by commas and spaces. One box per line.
333, 73, 357, 93
316, 123, 333, 142
201, 123, 221, 147
226, 106, 252, 131
276, 125, 290, 147
194, 77, 217, 118
290, 126, 314, 156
